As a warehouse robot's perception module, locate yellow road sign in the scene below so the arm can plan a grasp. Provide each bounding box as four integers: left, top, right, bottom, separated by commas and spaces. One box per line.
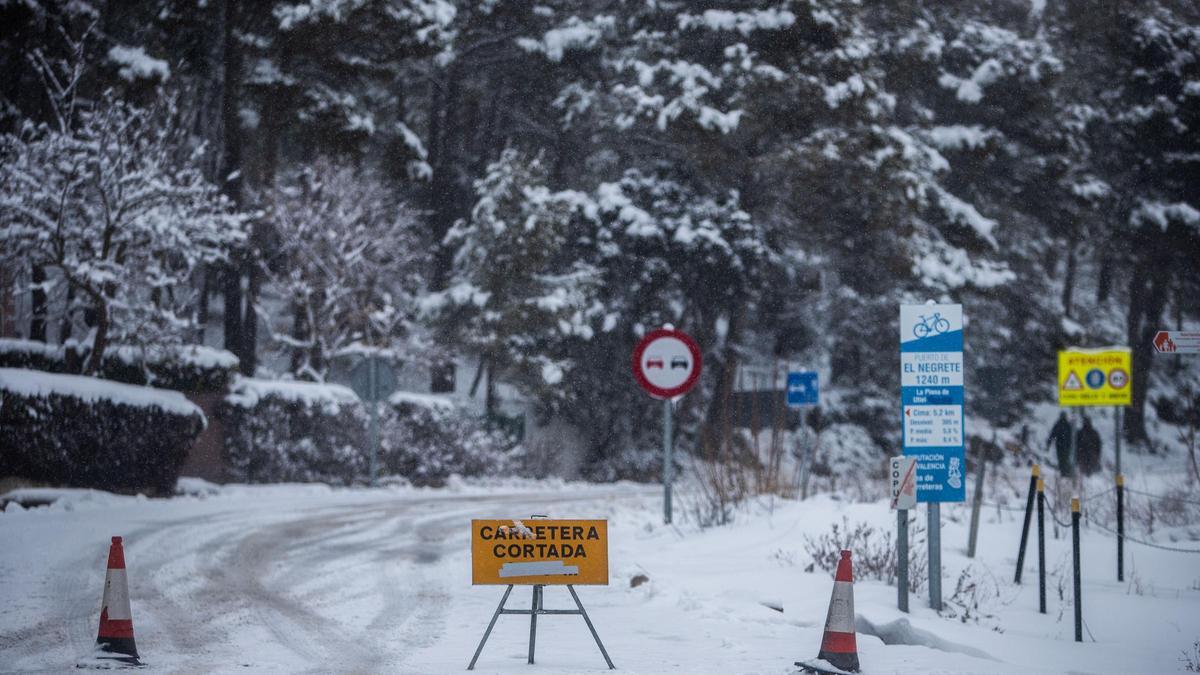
1057, 348, 1132, 407
471, 519, 608, 585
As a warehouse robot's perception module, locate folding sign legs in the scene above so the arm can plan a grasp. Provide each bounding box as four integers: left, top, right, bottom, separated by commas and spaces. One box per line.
467, 585, 615, 670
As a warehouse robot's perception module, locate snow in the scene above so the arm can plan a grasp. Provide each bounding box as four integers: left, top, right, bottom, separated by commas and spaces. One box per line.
107, 344, 239, 370
927, 124, 995, 150
677, 9, 797, 35
517, 16, 614, 62
106, 45, 170, 82
936, 187, 999, 246
1130, 200, 1200, 231
225, 376, 361, 409
540, 361, 564, 385
0, 473, 1197, 674
0, 368, 203, 418
388, 390, 457, 411
823, 74, 866, 109
937, 59, 1004, 104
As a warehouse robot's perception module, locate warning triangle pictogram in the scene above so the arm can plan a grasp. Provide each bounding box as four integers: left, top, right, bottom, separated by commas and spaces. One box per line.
1063, 371, 1083, 391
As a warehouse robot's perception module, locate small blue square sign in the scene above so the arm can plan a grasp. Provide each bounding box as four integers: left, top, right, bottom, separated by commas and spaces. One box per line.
786, 372, 819, 407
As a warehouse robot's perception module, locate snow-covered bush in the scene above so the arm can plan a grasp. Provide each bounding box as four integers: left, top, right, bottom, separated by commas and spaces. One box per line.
379, 392, 517, 487
803, 516, 927, 593
220, 378, 367, 485
0, 339, 238, 393
0, 368, 205, 494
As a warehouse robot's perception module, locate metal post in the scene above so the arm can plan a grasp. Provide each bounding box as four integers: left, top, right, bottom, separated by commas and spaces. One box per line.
1116, 473, 1125, 582
897, 508, 909, 613
1114, 407, 1122, 476
1037, 478, 1046, 614
467, 585, 513, 670
663, 398, 673, 524
368, 358, 379, 487
567, 585, 616, 669
799, 408, 812, 500
1069, 410, 1078, 478
967, 454, 986, 558
1014, 464, 1039, 584
1072, 497, 1082, 642
528, 585, 541, 664
928, 502, 941, 611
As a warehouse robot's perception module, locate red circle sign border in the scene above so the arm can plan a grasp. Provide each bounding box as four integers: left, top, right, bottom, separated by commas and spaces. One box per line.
632, 328, 703, 399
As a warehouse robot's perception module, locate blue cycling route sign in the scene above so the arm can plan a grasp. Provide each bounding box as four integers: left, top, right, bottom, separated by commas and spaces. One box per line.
900, 303, 966, 503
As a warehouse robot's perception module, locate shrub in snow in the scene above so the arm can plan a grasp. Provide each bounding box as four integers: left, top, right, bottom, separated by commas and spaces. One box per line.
220, 378, 368, 485
803, 516, 927, 593
0, 339, 238, 393
0, 368, 204, 494
379, 393, 517, 487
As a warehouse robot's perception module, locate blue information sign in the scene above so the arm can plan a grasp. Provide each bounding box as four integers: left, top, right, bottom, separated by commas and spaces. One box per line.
786, 372, 819, 407
900, 304, 965, 503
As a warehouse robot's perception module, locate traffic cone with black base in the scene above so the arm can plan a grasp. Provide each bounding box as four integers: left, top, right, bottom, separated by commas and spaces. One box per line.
79, 537, 142, 668
796, 550, 860, 674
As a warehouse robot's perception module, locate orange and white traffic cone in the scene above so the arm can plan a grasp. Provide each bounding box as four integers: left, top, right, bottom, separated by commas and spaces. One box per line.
82, 536, 142, 667
796, 549, 859, 674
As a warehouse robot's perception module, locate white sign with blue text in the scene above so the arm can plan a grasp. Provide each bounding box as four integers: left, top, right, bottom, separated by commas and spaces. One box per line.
786, 371, 819, 407
900, 304, 965, 502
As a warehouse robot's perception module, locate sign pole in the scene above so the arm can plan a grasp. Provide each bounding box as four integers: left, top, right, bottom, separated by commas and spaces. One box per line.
799, 408, 812, 500
928, 503, 941, 611
369, 357, 379, 487
1114, 406, 1122, 476
897, 508, 909, 613
663, 397, 673, 525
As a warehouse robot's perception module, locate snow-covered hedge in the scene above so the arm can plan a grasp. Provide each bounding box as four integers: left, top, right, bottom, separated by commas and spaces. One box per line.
379, 392, 517, 487
0, 339, 238, 393
220, 380, 518, 486
220, 378, 368, 485
0, 368, 205, 494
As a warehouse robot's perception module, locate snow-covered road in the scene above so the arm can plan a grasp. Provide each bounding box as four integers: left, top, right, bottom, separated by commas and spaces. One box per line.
0, 484, 661, 673
2, 477, 1199, 674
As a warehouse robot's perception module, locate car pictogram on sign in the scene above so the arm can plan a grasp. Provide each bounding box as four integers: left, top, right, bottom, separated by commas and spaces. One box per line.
1108, 368, 1129, 389
646, 358, 664, 369
670, 357, 688, 369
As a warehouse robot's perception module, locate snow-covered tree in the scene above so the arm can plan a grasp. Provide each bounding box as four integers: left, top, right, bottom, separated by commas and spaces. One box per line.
0, 94, 246, 373
259, 159, 427, 380
429, 149, 595, 412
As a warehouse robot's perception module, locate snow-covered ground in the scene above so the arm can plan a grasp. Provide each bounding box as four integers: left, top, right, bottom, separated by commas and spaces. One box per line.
1, 470, 1198, 674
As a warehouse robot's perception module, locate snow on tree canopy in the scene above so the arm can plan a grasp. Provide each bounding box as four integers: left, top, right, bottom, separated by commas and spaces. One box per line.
0, 368, 204, 419
517, 16, 614, 62
106, 45, 170, 82
1130, 201, 1200, 231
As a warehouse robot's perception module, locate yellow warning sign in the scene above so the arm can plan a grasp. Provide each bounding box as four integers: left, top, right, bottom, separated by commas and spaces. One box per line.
471, 519, 608, 585
1057, 348, 1132, 407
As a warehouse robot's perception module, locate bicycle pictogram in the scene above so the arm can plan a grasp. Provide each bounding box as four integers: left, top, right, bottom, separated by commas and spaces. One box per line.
913, 312, 951, 339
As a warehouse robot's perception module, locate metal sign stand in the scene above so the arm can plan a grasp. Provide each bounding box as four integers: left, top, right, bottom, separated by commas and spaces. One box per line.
663, 398, 673, 524
467, 584, 615, 670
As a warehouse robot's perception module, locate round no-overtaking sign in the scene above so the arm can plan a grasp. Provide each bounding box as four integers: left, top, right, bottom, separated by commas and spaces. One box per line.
632, 328, 702, 399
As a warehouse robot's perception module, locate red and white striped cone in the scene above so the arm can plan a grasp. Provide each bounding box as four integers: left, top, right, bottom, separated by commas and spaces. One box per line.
86, 536, 141, 666
797, 549, 859, 674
